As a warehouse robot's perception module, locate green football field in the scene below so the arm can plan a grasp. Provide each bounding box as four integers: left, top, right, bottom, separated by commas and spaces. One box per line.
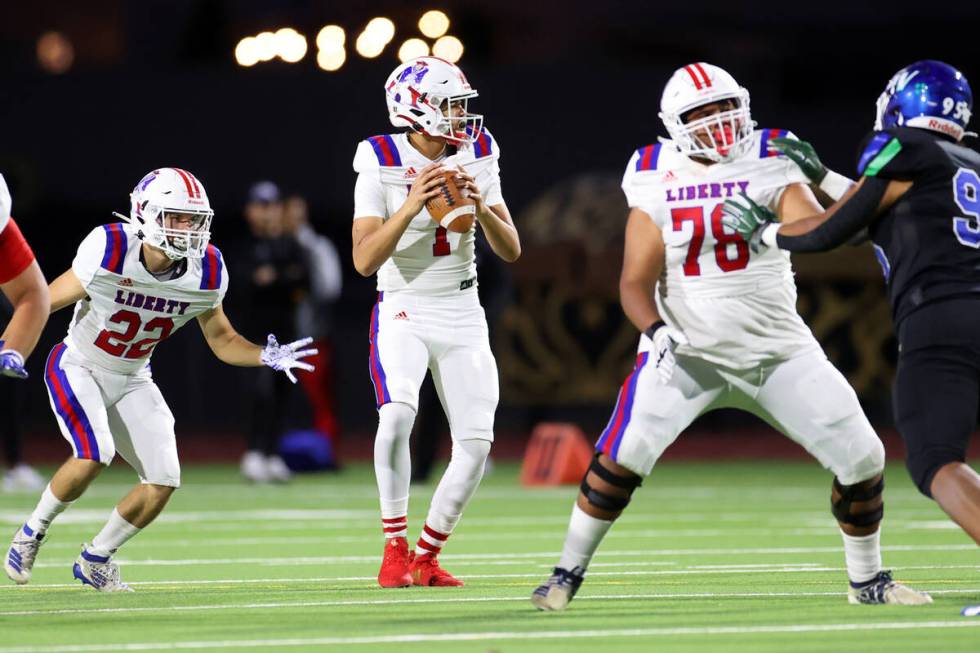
1, 460, 978, 652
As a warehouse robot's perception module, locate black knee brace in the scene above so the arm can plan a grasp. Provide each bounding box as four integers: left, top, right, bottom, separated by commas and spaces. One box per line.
580, 454, 642, 513
831, 476, 884, 527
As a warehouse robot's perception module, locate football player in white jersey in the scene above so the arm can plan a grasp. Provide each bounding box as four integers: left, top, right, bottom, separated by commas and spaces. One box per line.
531, 63, 930, 610
352, 56, 520, 587
4, 168, 316, 591
0, 172, 49, 379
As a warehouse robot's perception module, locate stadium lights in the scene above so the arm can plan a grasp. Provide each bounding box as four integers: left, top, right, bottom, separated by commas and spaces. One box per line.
254, 31, 278, 62
418, 10, 450, 39
366, 17, 395, 45
398, 38, 430, 62
316, 24, 346, 72
235, 37, 259, 67
317, 48, 346, 72
316, 25, 346, 50
275, 28, 308, 63
37, 31, 74, 74
235, 12, 462, 70
355, 16, 395, 59
431, 35, 463, 63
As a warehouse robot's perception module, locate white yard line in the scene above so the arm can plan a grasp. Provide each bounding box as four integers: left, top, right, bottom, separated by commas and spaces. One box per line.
2, 589, 980, 618
20, 542, 978, 569
1, 620, 979, 652
35, 527, 853, 549
5, 563, 977, 591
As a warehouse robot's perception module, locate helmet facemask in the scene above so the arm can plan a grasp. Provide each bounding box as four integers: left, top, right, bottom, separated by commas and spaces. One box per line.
662, 92, 754, 162
418, 92, 483, 144
133, 201, 213, 260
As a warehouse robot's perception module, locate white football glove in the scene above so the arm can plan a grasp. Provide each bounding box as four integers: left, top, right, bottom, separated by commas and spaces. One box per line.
260, 335, 317, 383
0, 173, 12, 227
644, 322, 688, 384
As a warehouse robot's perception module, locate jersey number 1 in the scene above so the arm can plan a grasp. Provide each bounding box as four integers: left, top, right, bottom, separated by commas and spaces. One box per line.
952, 168, 980, 248
671, 204, 750, 276
432, 226, 451, 256
94, 310, 175, 359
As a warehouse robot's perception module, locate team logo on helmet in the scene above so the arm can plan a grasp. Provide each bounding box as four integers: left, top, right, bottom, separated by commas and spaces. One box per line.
398, 60, 430, 85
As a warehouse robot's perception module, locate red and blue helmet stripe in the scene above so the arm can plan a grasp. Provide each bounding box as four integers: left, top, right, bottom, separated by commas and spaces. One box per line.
367, 135, 403, 167
44, 343, 100, 461
595, 352, 649, 461
759, 129, 789, 158
199, 244, 224, 290
99, 224, 128, 274
635, 144, 662, 171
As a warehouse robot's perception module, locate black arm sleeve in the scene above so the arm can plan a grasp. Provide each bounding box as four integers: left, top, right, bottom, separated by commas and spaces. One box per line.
775, 176, 889, 253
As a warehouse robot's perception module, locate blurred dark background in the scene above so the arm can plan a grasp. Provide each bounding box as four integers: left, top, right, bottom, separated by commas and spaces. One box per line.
3, 0, 979, 463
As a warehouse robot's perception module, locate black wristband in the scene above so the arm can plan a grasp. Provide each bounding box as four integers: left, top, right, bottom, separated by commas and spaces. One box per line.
643, 320, 666, 340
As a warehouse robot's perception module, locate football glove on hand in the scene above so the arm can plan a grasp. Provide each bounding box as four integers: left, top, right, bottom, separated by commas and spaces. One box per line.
645, 323, 688, 384
768, 137, 827, 184
721, 192, 778, 253
0, 341, 27, 379
260, 335, 317, 384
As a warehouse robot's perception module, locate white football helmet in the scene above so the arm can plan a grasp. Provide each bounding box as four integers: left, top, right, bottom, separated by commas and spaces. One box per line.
385, 56, 483, 144
659, 63, 755, 162
119, 168, 213, 260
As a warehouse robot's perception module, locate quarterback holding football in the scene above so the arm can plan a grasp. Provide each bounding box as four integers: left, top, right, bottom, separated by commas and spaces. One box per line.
351, 56, 521, 588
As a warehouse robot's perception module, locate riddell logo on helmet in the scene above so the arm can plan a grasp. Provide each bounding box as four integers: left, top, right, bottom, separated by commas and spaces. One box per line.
927, 119, 960, 136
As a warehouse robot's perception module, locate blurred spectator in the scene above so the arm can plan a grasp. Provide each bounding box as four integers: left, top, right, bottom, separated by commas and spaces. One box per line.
229, 181, 310, 483
0, 294, 45, 492
410, 231, 514, 482
282, 194, 343, 464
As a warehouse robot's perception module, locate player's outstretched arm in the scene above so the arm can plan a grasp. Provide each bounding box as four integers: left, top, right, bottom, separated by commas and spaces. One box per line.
48, 269, 87, 313
772, 177, 912, 252
722, 177, 911, 253
197, 305, 317, 383
0, 261, 49, 375
768, 137, 853, 202
352, 163, 446, 277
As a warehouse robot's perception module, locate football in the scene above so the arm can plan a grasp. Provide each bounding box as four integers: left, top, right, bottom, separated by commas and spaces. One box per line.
426, 170, 476, 233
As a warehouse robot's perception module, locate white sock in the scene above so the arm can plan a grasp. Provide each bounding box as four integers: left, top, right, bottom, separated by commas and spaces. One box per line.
840, 528, 882, 585
88, 509, 142, 558
417, 439, 490, 556
557, 504, 614, 572
26, 484, 72, 536
374, 403, 415, 538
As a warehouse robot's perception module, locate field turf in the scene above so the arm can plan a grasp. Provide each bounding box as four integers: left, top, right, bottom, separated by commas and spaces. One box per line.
1, 460, 978, 652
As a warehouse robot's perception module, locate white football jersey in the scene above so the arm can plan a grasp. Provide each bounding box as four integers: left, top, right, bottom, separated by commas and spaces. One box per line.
622, 129, 821, 368
0, 212, 8, 233
352, 129, 503, 296
65, 223, 228, 374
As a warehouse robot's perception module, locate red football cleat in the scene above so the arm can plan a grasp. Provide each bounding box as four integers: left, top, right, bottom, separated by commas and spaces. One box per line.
377, 537, 413, 588
409, 552, 464, 587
